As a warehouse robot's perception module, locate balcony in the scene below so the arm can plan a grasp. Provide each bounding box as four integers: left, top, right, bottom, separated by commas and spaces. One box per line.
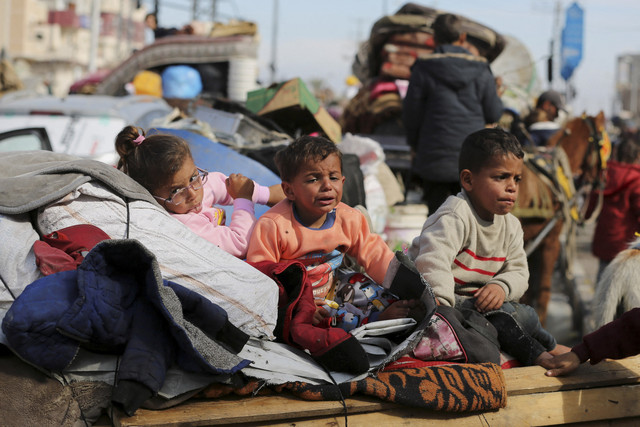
48, 10, 80, 28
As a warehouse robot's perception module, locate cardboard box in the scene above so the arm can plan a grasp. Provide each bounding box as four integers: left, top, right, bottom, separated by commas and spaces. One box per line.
246, 78, 342, 143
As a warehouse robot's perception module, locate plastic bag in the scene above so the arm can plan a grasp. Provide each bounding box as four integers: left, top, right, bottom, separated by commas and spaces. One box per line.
162, 65, 203, 99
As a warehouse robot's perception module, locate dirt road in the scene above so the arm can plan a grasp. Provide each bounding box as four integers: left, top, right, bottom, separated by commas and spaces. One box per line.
545, 221, 598, 346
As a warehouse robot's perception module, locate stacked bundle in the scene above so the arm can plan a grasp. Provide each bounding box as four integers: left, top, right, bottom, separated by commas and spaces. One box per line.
341, 3, 505, 138
379, 30, 435, 80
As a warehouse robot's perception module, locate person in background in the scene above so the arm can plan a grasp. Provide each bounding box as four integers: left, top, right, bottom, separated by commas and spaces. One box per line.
115, 125, 284, 259
590, 135, 640, 280
541, 307, 640, 376
522, 90, 566, 146
412, 128, 569, 366
144, 13, 193, 40
402, 13, 503, 215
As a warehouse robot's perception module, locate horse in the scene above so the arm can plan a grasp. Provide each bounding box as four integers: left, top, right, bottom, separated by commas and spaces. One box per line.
590, 236, 640, 330
513, 111, 609, 330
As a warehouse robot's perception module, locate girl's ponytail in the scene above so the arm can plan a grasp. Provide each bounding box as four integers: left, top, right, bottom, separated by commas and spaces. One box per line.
115, 125, 145, 172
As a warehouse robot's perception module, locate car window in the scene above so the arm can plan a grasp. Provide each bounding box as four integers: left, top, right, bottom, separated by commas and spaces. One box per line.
0, 128, 50, 152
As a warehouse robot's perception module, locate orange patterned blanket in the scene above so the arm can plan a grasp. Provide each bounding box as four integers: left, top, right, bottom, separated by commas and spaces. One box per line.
201, 358, 506, 413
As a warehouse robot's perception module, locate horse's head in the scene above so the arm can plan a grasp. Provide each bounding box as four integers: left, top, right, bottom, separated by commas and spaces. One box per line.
546, 111, 610, 223
549, 111, 609, 184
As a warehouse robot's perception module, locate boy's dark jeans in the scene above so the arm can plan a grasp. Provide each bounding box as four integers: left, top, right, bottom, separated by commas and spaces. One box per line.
458, 299, 557, 351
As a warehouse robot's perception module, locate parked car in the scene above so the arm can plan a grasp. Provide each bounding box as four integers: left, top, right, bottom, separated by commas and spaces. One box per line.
0, 93, 173, 165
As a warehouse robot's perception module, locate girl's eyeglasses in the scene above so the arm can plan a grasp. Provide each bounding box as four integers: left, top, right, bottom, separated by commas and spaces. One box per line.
154, 167, 208, 205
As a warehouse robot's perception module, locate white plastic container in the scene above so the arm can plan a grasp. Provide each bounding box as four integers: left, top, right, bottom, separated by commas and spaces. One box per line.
227, 57, 259, 102
384, 204, 428, 253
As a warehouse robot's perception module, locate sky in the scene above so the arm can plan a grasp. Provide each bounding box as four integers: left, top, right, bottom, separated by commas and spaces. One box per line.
146, 0, 640, 118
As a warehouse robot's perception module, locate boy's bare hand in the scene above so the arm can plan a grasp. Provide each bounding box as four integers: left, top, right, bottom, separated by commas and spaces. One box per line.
226, 174, 254, 200
474, 283, 505, 313
539, 351, 581, 376
312, 306, 330, 325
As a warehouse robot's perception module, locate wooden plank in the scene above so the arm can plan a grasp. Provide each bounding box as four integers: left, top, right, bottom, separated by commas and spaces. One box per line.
114, 394, 393, 427
113, 355, 640, 426
485, 384, 640, 426
503, 354, 640, 396
258, 409, 487, 427
261, 384, 640, 427
556, 418, 640, 427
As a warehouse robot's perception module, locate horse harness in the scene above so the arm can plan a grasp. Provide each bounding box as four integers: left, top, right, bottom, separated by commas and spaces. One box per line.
525, 115, 610, 223
520, 115, 610, 257
573, 114, 609, 199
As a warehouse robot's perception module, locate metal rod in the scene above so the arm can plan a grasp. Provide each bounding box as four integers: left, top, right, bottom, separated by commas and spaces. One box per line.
525, 216, 559, 257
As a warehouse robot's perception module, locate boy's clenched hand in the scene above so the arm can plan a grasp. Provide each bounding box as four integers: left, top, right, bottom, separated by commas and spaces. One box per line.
474, 283, 505, 313
312, 306, 330, 326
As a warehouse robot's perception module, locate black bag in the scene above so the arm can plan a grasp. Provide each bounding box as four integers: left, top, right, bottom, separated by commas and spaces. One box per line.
435, 306, 501, 365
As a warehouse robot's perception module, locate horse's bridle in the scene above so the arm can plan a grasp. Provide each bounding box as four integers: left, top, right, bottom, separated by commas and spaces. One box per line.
558, 114, 611, 224
577, 114, 609, 190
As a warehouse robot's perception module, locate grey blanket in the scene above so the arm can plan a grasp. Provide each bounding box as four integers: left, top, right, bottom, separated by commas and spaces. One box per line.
0, 151, 158, 214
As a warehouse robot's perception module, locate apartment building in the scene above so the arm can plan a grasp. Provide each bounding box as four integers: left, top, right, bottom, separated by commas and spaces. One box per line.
615, 54, 640, 122
0, 0, 146, 96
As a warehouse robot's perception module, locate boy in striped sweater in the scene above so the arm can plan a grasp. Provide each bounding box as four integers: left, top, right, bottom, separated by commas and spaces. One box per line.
413, 128, 568, 366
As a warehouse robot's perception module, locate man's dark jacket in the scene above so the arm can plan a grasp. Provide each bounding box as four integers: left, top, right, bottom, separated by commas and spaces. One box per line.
403, 44, 503, 182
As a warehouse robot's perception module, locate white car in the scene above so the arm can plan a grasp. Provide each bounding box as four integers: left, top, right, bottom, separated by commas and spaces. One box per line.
0, 93, 173, 165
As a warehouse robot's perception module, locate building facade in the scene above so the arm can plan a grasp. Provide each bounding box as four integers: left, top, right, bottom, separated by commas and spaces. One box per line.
0, 0, 147, 96
615, 54, 640, 123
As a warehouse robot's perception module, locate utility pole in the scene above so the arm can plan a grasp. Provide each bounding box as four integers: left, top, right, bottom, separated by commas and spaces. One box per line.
88, 0, 101, 73
189, 0, 216, 22
118, 0, 124, 56
2, 0, 10, 58
270, 0, 279, 84
550, 0, 562, 90
127, 0, 134, 54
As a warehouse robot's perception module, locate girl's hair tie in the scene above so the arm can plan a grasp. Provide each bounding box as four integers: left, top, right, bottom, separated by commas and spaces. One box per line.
133, 134, 145, 146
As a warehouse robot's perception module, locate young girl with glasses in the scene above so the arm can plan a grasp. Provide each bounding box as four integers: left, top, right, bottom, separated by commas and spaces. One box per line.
115, 125, 284, 258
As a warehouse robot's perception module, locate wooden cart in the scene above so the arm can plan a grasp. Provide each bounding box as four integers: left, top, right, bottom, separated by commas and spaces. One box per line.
112, 355, 640, 426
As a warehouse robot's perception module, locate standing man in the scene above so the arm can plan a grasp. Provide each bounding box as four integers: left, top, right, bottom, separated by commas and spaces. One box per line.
403, 13, 503, 214
523, 90, 566, 146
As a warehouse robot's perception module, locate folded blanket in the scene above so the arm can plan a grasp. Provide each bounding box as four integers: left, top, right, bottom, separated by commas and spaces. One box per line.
0, 151, 157, 214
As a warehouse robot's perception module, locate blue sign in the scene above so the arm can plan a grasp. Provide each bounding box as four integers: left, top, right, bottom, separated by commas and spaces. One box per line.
560, 2, 584, 81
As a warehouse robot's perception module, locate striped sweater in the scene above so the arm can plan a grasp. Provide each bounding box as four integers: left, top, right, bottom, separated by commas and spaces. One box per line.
414, 191, 529, 307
